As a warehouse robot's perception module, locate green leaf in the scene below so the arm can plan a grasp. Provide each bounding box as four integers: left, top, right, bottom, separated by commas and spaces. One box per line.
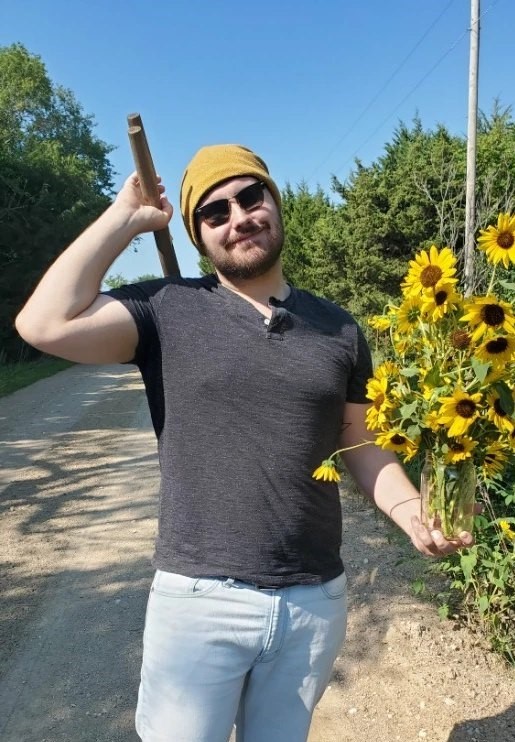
411, 578, 425, 595
460, 552, 477, 583
437, 604, 449, 620
400, 401, 418, 418
497, 279, 515, 291
470, 357, 491, 384
400, 367, 419, 378
478, 595, 489, 615
492, 380, 515, 416
424, 366, 441, 387
407, 424, 422, 439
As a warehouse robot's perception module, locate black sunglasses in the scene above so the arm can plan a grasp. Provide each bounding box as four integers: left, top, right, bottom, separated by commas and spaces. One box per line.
195, 181, 267, 228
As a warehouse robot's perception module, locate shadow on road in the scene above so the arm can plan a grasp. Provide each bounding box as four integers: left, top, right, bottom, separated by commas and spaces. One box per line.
447, 703, 515, 741
1, 557, 152, 742
0, 365, 157, 741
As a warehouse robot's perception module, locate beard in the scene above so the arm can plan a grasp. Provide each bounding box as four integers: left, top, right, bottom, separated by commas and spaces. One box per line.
204, 218, 284, 280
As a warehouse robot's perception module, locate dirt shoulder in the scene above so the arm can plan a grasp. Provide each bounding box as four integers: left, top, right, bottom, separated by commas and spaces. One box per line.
0, 365, 513, 742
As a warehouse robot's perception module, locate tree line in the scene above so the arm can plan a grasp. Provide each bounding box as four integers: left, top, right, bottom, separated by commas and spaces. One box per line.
280, 109, 515, 324
2, 43, 515, 362
0, 44, 113, 361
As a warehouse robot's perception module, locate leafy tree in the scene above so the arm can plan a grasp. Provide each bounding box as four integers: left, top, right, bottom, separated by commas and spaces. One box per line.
198, 254, 214, 276
134, 273, 161, 282
281, 182, 333, 288
329, 109, 515, 317
103, 272, 162, 290
0, 43, 115, 361
104, 274, 128, 289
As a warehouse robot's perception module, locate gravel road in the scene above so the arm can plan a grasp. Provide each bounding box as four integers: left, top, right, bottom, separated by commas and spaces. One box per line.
0, 364, 514, 742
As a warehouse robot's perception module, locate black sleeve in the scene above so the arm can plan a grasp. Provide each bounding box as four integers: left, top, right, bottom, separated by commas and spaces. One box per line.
103, 279, 169, 365
346, 323, 373, 404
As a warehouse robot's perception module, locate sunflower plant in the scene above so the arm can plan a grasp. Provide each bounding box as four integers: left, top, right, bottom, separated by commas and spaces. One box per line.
362, 212, 515, 536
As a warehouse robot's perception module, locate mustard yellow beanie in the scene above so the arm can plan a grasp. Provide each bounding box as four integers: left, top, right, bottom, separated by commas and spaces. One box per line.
180, 144, 282, 249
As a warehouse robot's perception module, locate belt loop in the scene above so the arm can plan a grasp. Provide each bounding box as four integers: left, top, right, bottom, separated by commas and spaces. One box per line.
222, 578, 235, 589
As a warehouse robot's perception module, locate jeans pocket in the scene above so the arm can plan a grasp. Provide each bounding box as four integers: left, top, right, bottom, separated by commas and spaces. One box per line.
152, 570, 219, 597
319, 570, 348, 599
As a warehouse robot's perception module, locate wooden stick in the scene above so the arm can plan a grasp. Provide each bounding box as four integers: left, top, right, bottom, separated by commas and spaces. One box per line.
127, 113, 181, 277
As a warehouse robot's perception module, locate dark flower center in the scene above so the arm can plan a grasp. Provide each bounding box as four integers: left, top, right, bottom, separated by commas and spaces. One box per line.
456, 400, 477, 418
391, 434, 406, 445
485, 453, 497, 464
494, 398, 507, 417
497, 231, 515, 249
480, 303, 505, 326
485, 337, 509, 354
420, 265, 443, 288
449, 442, 465, 453
451, 330, 471, 349
435, 290, 448, 306
374, 393, 385, 409
405, 307, 420, 323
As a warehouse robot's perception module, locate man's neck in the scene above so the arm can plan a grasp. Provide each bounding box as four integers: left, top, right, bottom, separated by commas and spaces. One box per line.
216, 264, 290, 306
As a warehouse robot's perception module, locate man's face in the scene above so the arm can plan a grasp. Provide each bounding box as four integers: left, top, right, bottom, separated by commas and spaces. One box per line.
196, 177, 284, 280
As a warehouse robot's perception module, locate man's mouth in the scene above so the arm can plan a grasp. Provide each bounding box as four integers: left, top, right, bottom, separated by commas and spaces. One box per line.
227, 228, 264, 248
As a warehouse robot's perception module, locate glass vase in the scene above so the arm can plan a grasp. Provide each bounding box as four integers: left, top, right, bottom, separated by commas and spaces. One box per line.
420, 453, 477, 538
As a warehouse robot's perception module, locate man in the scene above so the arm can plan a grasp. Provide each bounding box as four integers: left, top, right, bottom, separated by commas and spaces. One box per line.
15, 144, 474, 742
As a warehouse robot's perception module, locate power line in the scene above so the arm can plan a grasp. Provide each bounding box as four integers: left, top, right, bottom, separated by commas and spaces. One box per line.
306, 0, 457, 182
330, 0, 502, 181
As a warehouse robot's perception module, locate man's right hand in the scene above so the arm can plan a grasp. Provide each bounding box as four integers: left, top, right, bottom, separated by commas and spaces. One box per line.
113, 172, 173, 237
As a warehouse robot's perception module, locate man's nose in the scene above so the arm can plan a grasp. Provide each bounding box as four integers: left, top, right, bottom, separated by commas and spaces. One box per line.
229, 200, 253, 226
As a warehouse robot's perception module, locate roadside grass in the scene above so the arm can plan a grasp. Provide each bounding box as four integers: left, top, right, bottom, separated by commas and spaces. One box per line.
0, 357, 73, 398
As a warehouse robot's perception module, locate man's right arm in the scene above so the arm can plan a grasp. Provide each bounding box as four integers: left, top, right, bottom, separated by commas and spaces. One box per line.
15, 173, 173, 364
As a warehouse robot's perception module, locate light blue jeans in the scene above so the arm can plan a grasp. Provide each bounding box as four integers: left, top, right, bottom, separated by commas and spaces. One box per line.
135, 570, 348, 742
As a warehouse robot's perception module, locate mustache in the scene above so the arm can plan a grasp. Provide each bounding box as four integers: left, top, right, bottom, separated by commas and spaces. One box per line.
224, 221, 267, 248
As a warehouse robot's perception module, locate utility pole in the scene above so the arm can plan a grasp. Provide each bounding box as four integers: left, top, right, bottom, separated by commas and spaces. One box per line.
464, 0, 480, 296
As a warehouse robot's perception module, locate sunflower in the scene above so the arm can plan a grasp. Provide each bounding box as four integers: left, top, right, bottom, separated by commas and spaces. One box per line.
374, 360, 400, 384
421, 382, 437, 401
485, 365, 510, 384
482, 441, 510, 478
460, 295, 515, 342
392, 333, 410, 355
477, 212, 515, 268
437, 389, 482, 437
421, 283, 462, 322
450, 328, 471, 351
375, 429, 419, 461
396, 295, 424, 334
365, 376, 395, 431
443, 436, 478, 464
486, 390, 515, 433
499, 520, 515, 542
425, 410, 444, 432
402, 245, 458, 297
312, 460, 341, 482
368, 315, 391, 332
476, 335, 515, 368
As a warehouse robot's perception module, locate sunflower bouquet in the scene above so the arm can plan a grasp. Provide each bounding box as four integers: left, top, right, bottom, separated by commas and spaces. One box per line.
313, 213, 515, 538
364, 213, 515, 536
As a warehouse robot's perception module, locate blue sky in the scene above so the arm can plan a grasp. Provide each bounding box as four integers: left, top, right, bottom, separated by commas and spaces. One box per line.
1, 0, 512, 280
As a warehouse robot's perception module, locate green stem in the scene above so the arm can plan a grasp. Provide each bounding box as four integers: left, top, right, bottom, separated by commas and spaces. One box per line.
487, 265, 497, 296
329, 440, 374, 460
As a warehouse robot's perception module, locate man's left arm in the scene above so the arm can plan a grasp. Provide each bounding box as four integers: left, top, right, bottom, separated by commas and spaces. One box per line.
339, 402, 474, 557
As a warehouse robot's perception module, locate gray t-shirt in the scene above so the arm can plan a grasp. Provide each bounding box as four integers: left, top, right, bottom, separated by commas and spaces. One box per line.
106, 275, 372, 586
